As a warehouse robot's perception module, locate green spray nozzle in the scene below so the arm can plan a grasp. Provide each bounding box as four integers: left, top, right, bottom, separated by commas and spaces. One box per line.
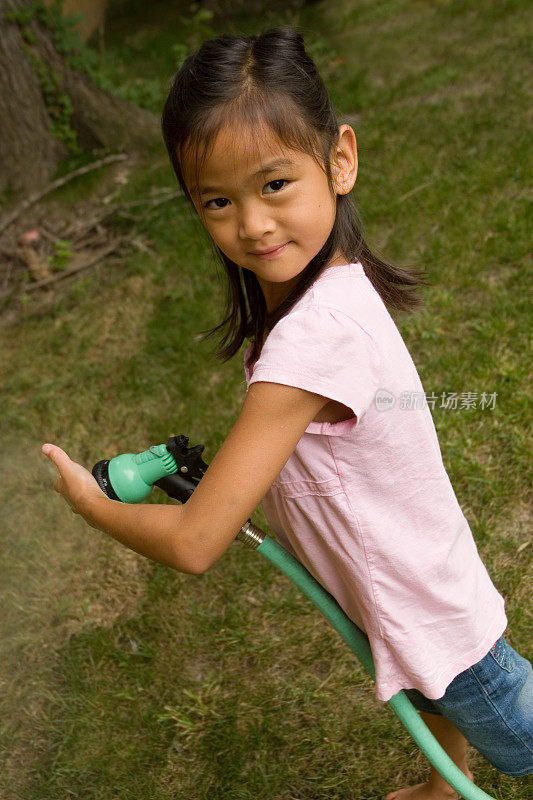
108, 445, 177, 503
92, 435, 208, 504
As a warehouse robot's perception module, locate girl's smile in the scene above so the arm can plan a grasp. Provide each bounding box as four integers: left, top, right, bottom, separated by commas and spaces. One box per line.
250, 241, 290, 259
185, 122, 357, 310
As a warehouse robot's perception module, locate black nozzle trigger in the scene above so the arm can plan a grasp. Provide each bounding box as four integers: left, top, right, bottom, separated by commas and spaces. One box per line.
154, 434, 209, 503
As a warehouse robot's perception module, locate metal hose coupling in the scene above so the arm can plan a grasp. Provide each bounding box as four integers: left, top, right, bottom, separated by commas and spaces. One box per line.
236, 519, 266, 550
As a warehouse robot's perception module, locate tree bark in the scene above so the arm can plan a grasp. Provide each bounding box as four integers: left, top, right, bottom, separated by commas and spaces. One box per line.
0, 0, 158, 196
56, 0, 110, 44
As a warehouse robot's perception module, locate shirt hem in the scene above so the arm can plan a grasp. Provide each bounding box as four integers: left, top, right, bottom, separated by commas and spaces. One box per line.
375, 609, 508, 703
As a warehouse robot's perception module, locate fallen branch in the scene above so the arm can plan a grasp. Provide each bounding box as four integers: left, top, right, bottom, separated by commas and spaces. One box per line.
62, 190, 183, 244
0, 153, 128, 237
101, 189, 183, 214
23, 238, 126, 293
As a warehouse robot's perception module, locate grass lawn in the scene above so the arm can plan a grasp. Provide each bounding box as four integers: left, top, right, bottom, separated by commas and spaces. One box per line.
0, 1, 531, 798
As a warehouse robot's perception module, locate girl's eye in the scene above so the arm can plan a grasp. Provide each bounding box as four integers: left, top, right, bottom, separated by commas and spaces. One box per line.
204, 197, 229, 210
264, 178, 288, 193
203, 179, 289, 210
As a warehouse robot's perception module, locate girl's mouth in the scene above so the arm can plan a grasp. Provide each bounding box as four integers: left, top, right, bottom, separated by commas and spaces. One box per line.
251, 242, 289, 260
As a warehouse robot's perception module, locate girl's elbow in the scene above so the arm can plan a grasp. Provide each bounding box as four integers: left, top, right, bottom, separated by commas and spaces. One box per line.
161, 535, 204, 575
169, 537, 217, 576
189, 549, 222, 575
165, 510, 211, 575
169, 512, 235, 575
175, 557, 206, 576
180, 541, 228, 576
170, 548, 207, 575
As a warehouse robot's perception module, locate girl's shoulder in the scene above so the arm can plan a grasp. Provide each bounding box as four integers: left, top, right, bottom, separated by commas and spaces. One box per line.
311, 261, 379, 309
297, 262, 389, 338
248, 261, 393, 371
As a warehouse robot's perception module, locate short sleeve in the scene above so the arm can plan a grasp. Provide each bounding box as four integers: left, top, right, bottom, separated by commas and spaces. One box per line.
247, 305, 380, 428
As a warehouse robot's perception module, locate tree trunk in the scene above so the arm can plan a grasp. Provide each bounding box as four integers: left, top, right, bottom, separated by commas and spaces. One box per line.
0, 0, 158, 197
56, 0, 110, 44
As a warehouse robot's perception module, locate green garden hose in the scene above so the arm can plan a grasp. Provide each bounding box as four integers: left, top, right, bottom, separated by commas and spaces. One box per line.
237, 521, 496, 800
91, 438, 497, 799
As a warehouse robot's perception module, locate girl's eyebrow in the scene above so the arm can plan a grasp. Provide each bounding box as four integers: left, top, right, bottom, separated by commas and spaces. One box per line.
198, 158, 296, 195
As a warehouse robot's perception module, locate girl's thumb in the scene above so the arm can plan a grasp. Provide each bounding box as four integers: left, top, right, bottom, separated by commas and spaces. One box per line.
42, 443, 69, 464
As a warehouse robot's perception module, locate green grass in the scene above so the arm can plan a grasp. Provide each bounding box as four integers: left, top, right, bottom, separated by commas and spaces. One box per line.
1, 1, 531, 798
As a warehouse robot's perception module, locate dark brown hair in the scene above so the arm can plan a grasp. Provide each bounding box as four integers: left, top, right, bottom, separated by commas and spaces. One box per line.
161, 26, 426, 364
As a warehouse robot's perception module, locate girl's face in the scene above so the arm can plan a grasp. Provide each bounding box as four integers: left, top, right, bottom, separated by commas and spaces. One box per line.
184, 123, 356, 311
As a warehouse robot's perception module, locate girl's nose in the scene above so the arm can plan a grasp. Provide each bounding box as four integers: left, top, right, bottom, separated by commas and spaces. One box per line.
238, 202, 276, 241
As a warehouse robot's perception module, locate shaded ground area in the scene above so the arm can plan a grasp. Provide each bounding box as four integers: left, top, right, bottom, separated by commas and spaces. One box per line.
0, 153, 182, 323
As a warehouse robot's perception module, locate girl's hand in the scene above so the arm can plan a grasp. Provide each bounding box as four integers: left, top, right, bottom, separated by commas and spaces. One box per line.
41, 443, 108, 525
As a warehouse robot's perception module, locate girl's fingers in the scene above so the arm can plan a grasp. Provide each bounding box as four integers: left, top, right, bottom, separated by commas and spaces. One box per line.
42, 442, 68, 459
42, 443, 104, 518
42, 444, 70, 495
42, 443, 71, 472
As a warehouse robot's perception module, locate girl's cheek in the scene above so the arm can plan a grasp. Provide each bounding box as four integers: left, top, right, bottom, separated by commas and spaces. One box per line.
213, 219, 233, 240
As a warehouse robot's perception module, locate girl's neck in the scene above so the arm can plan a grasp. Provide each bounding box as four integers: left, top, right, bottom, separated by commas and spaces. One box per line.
259, 276, 296, 314
327, 251, 351, 269
259, 251, 350, 312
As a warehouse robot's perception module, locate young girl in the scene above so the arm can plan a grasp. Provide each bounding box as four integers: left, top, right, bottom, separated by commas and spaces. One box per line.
42, 26, 532, 799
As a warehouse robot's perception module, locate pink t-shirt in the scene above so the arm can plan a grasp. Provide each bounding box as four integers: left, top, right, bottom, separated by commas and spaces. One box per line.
244, 262, 507, 702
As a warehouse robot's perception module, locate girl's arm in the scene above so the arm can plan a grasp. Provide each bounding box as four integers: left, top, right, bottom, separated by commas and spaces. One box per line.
42, 381, 329, 574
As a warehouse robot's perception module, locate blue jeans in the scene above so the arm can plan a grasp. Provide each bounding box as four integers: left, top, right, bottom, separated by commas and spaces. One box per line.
403, 636, 533, 777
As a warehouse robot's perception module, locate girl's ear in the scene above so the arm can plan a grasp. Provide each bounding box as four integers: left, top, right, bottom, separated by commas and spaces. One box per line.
332, 125, 358, 195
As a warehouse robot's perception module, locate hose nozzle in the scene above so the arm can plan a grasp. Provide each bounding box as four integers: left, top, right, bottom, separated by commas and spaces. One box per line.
92, 435, 208, 504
